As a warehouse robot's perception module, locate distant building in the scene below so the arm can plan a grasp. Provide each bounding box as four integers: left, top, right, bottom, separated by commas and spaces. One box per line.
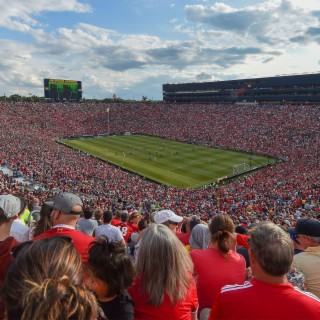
162, 73, 320, 104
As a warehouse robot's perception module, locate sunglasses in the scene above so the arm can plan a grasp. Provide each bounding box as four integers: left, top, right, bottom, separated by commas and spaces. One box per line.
51, 208, 83, 215
11, 236, 73, 258
168, 221, 179, 226
69, 210, 83, 215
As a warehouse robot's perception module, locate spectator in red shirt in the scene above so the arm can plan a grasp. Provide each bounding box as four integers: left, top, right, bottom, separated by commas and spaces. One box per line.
111, 210, 122, 227
129, 223, 198, 320
190, 214, 246, 316
33, 192, 95, 263
118, 211, 133, 244
127, 211, 141, 232
209, 222, 320, 320
0, 194, 24, 319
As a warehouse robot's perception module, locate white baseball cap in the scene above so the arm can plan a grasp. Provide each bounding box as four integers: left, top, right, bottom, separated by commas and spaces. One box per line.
154, 210, 183, 224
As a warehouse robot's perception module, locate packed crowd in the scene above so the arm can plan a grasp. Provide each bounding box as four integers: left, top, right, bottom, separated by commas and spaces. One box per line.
1, 192, 320, 320
1, 101, 320, 320
0, 101, 319, 228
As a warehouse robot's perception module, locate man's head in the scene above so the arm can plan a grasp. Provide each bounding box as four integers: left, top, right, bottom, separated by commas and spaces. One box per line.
94, 209, 103, 222
295, 218, 320, 246
83, 207, 93, 220
103, 211, 113, 224
120, 212, 129, 223
0, 194, 25, 225
50, 192, 83, 227
249, 222, 294, 277
294, 218, 320, 248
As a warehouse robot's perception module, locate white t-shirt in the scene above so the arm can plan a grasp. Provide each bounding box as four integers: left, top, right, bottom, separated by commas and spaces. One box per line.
10, 219, 30, 242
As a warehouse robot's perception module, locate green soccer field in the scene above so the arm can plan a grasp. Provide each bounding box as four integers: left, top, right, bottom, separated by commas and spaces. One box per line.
61, 134, 273, 188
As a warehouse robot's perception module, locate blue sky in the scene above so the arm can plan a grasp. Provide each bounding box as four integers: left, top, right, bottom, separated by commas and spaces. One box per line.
1, 0, 320, 100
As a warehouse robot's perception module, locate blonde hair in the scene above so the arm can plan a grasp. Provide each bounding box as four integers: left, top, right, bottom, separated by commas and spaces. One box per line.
135, 223, 194, 307
4, 237, 98, 320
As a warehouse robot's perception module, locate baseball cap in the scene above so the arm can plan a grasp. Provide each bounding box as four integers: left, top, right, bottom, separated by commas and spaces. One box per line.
295, 218, 320, 237
154, 210, 183, 224
44, 201, 54, 209
0, 194, 25, 218
287, 227, 300, 244
52, 192, 83, 214
283, 219, 291, 226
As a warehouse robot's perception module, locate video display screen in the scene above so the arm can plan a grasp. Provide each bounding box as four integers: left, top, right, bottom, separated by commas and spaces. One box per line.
44, 79, 82, 101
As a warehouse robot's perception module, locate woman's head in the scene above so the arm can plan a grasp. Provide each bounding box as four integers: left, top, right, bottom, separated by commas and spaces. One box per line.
190, 223, 211, 250
129, 211, 141, 224
138, 218, 148, 231
32, 201, 53, 238
209, 214, 235, 254
87, 237, 135, 299
3, 236, 98, 320
136, 223, 193, 306
189, 215, 201, 232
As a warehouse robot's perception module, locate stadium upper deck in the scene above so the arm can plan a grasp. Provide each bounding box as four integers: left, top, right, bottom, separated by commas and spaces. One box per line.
163, 73, 320, 104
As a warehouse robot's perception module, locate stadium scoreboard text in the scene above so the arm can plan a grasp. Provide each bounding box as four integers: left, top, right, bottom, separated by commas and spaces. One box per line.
44, 79, 82, 101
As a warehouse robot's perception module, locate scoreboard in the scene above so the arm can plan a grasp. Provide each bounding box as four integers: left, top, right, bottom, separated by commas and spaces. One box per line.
44, 79, 82, 101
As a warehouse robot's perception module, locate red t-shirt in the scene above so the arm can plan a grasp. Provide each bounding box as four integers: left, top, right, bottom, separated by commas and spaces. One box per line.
33, 227, 95, 263
128, 274, 198, 320
190, 248, 246, 312
209, 278, 320, 320
117, 223, 133, 243
236, 233, 250, 249
176, 231, 190, 246
111, 218, 121, 227
0, 237, 20, 319
127, 221, 139, 232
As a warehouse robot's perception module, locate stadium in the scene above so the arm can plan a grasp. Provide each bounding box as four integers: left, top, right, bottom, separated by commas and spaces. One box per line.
0, 96, 318, 219
2, 1, 320, 317
2, 82, 320, 318
163, 73, 320, 104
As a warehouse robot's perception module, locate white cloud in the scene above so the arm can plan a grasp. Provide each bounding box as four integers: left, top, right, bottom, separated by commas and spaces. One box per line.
0, 0, 91, 32
0, 1, 320, 99
185, 0, 320, 46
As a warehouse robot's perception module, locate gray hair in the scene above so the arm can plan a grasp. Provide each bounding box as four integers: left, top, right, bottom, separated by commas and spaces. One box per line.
250, 222, 294, 276
135, 223, 194, 307
190, 224, 211, 250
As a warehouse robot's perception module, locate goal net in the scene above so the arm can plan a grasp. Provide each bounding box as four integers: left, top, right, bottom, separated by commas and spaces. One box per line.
232, 163, 250, 175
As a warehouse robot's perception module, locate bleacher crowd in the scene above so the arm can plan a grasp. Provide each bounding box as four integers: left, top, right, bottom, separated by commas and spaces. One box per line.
0, 101, 319, 226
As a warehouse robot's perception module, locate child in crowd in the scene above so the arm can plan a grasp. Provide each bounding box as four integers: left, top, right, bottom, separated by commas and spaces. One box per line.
86, 237, 135, 320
